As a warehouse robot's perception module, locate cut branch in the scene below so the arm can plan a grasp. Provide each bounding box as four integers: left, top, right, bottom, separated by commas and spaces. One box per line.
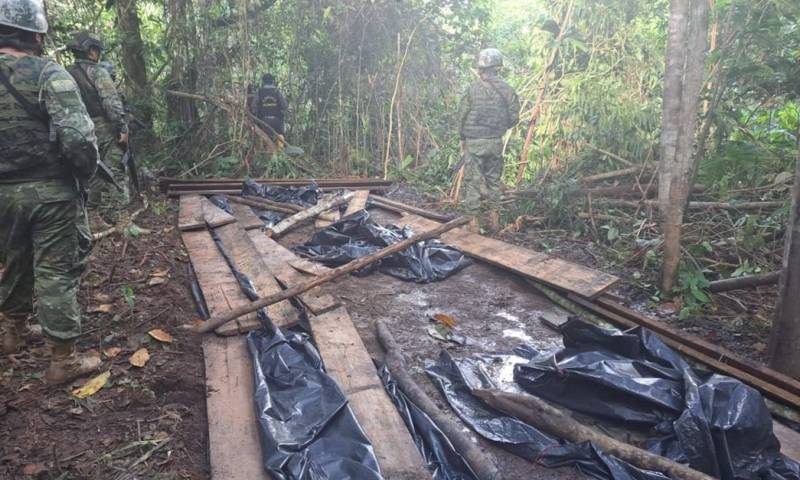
267, 191, 354, 237
709, 272, 781, 293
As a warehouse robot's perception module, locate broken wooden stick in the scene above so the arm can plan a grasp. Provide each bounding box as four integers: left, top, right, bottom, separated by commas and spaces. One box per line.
709, 271, 781, 293
195, 215, 470, 333
593, 198, 785, 211
267, 191, 355, 237
224, 195, 298, 215
376, 320, 499, 480
473, 389, 715, 480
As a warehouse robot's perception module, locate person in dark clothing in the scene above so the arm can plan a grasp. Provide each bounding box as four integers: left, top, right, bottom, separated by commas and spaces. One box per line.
251, 73, 288, 138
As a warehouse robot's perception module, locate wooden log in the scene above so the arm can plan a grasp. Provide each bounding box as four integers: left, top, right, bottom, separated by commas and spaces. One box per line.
313, 308, 429, 478
400, 214, 619, 298
377, 320, 500, 480
314, 193, 341, 228
708, 271, 781, 293
369, 195, 454, 223
473, 389, 716, 480
196, 216, 470, 333
344, 190, 370, 217
267, 191, 355, 237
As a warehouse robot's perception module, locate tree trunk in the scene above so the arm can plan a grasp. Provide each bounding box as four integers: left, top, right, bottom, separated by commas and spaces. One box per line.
768, 126, 800, 378
115, 0, 151, 123
165, 0, 198, 127
658, 0, 710, 294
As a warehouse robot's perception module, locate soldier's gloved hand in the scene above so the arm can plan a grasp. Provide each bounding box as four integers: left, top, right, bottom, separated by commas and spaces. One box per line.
118, 132, 129, 146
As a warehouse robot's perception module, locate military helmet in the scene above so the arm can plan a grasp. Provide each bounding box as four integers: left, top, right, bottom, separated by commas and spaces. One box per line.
0, 0, 49, 33
67, 30, 104, 52
475, 48, 503, 69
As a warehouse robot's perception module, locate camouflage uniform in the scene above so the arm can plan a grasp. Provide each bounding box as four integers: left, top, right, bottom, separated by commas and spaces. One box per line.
457, 67, 520, 216
67, 59, 129, 222
0, 53, 98, 340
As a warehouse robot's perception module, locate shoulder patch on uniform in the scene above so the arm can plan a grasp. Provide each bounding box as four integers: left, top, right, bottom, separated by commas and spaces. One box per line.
49, 79, 76, 93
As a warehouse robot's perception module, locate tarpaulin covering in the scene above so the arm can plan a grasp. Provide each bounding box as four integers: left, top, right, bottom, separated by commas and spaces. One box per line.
242, 178, 322, 207
514, 319, 800, 480
427, 319, 800, 480
379, 366, 479, 480
294, 210, 471, 283
426, 351, 670, 480
207, 229, 384, 480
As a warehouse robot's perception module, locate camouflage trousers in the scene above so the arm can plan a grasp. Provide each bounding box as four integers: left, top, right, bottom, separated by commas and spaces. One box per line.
0, 178, 92, 340
462, 137, 503, 215
88, 122, 130, 224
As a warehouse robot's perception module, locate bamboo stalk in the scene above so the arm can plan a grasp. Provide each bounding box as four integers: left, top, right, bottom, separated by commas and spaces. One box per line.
195, 215, 470, 333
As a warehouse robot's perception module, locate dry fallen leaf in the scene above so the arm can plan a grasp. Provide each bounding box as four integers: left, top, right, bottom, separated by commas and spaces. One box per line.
72, 371, 111, 399
147, 276, 168, 287
103, 347, 122, 358
90, 304, 114, 314
148, 329, 174, 344
151, 268, 170, 278
129, 348, 150, 368
431, 313, 457, 329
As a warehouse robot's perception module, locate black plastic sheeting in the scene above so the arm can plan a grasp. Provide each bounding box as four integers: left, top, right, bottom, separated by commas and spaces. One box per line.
378, 366, 479, 480
513, 319, 800, 480
294, 210, 471, 283
242, 178, 322, 207
207, 229, 384, 480
427, 350, 670, 480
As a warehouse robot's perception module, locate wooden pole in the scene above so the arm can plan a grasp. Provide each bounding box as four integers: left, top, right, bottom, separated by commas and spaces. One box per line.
376, 321, 500, 480
195, 216, 470, 333
709, 271, 781, 293
473, 389, 716, 480
267, 191, 354, 237
224, 195, 301, 215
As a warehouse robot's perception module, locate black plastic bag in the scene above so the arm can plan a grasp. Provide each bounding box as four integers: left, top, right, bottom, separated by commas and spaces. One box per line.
513, 319, 800, 480
242, 179, 321, 207
208, 229, 384, 480
426, 351, 670, 480
378, 366, 479, 480
294, 210, 471, 283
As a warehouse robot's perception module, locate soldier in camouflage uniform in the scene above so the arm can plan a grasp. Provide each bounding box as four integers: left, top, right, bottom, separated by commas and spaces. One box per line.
66, 31, 130, 229
457, 48, 520, 233
0, 0, 103, 383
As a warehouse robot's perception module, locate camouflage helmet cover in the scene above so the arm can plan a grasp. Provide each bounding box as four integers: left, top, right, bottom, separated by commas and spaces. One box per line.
0, 0, 49, 34
475, 48, 503, 69
67, 30, 104, 52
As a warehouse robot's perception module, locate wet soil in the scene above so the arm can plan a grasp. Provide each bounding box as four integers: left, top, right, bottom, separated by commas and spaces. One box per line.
0, 198, 209, 480
282, 208, 580, 480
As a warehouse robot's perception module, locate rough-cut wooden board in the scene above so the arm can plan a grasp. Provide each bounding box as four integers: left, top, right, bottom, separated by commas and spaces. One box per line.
178, 195, 205, 231
201, 196, 237, 228
775, 421, 800, 462
401, 213, 619, 298
247, 231, 340, 315
344, 189, 370, 217
214, 222, 300, 335
203, 335, 270, 480
312, 307, 429, 479
230, 201, 264, 230
182, 229, 261, 335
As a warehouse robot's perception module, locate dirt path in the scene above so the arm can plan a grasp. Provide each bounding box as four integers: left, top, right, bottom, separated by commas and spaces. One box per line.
281, 208, 579, 480
0, 201, 209, 479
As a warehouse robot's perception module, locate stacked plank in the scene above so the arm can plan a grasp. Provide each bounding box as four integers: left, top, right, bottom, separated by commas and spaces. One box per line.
179, 194, 429, 480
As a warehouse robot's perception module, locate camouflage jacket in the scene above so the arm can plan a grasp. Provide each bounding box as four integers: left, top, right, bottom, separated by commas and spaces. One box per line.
458, 74, 520, 139
0, 53, 98, 182
68, 59, 128, 136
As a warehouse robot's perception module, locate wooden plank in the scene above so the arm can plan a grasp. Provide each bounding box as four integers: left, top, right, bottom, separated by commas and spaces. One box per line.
181, 229, 261, 335
178, 195, 204, 231
314, 209, 340, 228
214, 222, 300, 335
774, 421, 800, 462
203, 335, 271, 480
200, 196, 237, 228
344, 189, 370, 217
400, 213, 619, 298
230, 201, 264, 230
312, 307, 429, 479
247, 231, 340, 315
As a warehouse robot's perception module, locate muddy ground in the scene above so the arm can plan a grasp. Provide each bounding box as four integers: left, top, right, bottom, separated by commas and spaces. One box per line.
0, 199, 209, 480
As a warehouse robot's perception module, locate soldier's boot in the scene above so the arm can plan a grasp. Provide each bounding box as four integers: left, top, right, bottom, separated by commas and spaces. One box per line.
45, 338, 102, 384
0, 313, 22, 355
487, 210, 501, 233
467, 217, 481, 234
